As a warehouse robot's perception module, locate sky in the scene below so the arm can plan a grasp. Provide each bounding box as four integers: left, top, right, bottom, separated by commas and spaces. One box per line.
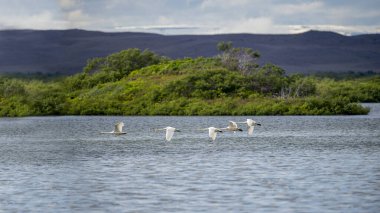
0, 0, 379, 35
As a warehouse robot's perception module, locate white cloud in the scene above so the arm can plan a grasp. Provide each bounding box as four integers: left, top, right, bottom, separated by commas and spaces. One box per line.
57, 0, 93, 29
0, 11, 66, 30
0, 7, 92, 30
217, 17, 275, 34
111, 20, 380, 35
322, 5, 380, 23
114, 24, 201, 33
0, 0, 379, 35
274, 1, 324, 15
157, 16, 173, 25
200, 0, 251, 9
58, 0, 77, 10
65, 9, 90, 28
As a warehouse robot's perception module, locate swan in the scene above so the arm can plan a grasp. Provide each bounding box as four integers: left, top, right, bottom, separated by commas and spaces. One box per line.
101, 122, 126, 135
156, 126, 180, 141
205, 127, 223, 141
236, 119, 261, 135
221, 121, 243, 132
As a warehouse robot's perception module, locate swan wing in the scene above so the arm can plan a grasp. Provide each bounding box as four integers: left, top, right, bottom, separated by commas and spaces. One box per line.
165, 127, 175, 141
246, 119, 254, 126
210, 131, 217, 141
208, 127, 218, 141
248, 126, 254, 135
114, 122, 124, 133
228, 121, 238, 129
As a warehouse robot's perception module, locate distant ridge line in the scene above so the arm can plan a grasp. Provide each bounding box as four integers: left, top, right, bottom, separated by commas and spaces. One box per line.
0, 29, 379, 74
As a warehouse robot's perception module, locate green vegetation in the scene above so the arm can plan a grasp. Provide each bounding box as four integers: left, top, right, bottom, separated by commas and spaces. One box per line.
0, 45, 378, 117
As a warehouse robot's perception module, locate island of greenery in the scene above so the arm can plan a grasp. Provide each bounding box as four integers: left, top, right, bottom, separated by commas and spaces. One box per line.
0, 42, 379, 116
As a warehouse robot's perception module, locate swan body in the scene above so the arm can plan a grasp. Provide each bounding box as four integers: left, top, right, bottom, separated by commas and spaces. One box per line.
101, 122, 126, 135
236, 119, 261, 135
222, 121, 243, 132
208, 127, 223, 141
156, 126, 180, 141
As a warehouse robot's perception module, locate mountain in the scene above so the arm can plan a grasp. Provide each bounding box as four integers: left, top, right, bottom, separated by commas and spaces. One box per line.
0, 29, 379, 74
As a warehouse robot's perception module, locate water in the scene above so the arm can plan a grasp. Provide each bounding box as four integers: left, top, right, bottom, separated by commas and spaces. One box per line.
1, 104, 379, 212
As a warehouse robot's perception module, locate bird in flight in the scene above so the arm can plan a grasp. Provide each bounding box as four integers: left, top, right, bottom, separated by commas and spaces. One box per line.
235, 119, 261, 135
205, 127, 223, 141
101, 122, 127, 135
156, 126, 180, 141
221, 121, 243, 133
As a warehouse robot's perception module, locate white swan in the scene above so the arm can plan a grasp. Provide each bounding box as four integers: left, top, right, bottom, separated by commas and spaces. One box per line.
207, 127, 223, 141
236, 119, 261, 135
156, 126, 180, 141
101, 122, 126, 135
221, 121, 243, 133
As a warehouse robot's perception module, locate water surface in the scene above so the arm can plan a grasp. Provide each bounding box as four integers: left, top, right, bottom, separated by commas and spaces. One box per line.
1, 104, 379, 212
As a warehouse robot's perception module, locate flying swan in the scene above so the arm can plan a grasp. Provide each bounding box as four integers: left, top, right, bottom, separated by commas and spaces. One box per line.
199, 127, 223, 141
101, 122, 127, 135
156, 126, 180, 141
221, 121, 243, 133
236, 119, 261, 135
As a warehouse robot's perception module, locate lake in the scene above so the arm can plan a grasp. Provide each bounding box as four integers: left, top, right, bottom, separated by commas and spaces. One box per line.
0, 104, 379, 212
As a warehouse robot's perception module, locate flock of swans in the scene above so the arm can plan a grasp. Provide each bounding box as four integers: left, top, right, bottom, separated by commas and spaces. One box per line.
101, 119, 261, 142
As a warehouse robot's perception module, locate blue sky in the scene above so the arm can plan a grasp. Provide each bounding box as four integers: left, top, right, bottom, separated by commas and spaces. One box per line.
0, 0, 379, 35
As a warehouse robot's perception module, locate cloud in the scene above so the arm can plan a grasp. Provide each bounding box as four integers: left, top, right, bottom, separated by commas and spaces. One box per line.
112, 17, 380, 36
115, 25, 200, 30
65, 9, 90, 28
57, 0, 92, 29
0, 0, 379, 35
58, 0, 77, 10
114, 25, 202, 34
216, 17, 275, 34
274, 1, 324, 15
0, 10, 66, 30
321, 5, 380, 25
200, 0, 250, 9
157, 16, 173, 25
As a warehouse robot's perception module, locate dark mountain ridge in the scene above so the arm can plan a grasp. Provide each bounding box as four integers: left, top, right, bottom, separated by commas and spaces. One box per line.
0, 29, 379, 74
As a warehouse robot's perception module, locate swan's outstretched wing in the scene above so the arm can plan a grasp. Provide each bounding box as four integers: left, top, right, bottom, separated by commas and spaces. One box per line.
165, 127, 176, 141
248, 126, 254, 135
114, 122, 124, 133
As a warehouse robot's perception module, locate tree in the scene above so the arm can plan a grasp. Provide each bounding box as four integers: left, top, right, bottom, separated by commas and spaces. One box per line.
0, 79, 26, 97
217, 41, 232, 52
250, 64, 286, 95
83, 48, 164, 77
216, 41, 260, 75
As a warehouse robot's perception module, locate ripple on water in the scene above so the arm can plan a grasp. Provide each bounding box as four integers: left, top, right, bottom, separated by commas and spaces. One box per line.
0, 114, 379, 212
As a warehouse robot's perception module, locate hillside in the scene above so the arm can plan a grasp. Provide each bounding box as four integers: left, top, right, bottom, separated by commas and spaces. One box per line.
0, 29, 379, 74
1, 48, 379, 117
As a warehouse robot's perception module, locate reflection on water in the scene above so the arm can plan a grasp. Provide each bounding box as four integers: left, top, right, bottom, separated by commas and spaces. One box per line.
0, 105, 380, 212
